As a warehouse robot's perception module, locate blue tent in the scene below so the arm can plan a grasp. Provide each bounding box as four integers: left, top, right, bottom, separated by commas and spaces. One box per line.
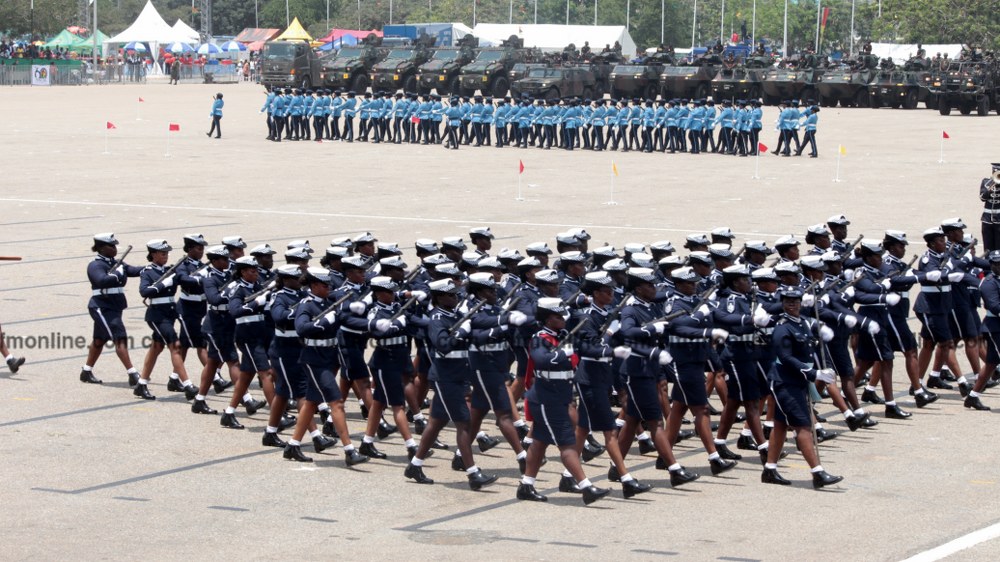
319, 34, 359, 51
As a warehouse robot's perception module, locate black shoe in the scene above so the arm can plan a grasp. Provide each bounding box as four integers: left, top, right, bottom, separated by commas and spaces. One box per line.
359, 403, 369, 420
637, 438, 656, 455
622, 478, 652, 498
812, 470, 844, 489
716, 444, 742, 460
710, 457, 737, 475
312, 435, 337, 452
405, 463, 434, 484
451, 453, 465, 472
515, 424, 529, 440
359, 441, 387, 459
128, 371, 139, 387
763, 425, 772, 440
586, 434, 602, 449
516, 483, 547, 501
468, 469, 499, 491
345, 449, 369, 466
278, 415, 297, 432
220, 412, 244, 429
243, 398, 266, 416
406, 409, 415, 422
813, 409, 828, 423
885, 404, 912, 419
670, 467, 700, 486
965, 395, 991, 411
915, 391, 938, 408
958, 382, 971, 397
672, 429, 696, 445
940, 369, 958, 382
737, 435, 758, 450
861, 416, 880, 428
133, 384, 155, 400
861, 388, 885, 405
377, 419, 397, 439
758, 448, 790, 464
283, 444, 313, 462
734, 412, 747, 422
166, 378, 185, 392
430, 438, 450, 450
815, 428, 837, 442
213, 378, 233, 394
762, 467, 791, 485
322, 420, 339, 438
184, 385, 198, 401
581, 485, 610, 505
191, 399, 217, 415
987, 378, 1000, 389
6, 356, 24, 374
655, 456, 668, 470
262, 432, 287, 448
559, 475, 582, 493
608, 464, 621, 482
926, 377, 953, 390
846, 415, 863, 432
477, 434, 502, 453
582, 441, 605, 462
413, 418, 427, 435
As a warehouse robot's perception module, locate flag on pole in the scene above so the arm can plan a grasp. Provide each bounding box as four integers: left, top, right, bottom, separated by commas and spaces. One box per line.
758, 142, 768, 153
106, 121, 116, 130
138, 96, 145, 103
612, 161, 619, 177
942, 131, 950, 139
518, 160, 525, 174
839, 144, 846, 156
169, 123, 180, 132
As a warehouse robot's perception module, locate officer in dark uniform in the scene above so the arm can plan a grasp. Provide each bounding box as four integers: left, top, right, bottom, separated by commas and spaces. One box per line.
516, 297, 610, 505
980, 164, 1000, 252
965, 250, 1000, 410
191, 245, 237, 415
175, 233, 215, 389
761, 288, 844, 489
914, 227, 969, 391
333, 255, 378, 427
81, 233, 142, 386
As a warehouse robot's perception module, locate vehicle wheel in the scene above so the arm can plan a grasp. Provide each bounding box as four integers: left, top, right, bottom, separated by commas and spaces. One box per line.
350, 73, 369, 94
447, 76, 461, 96
545, 87, 560, 101
902, 89, 918, 109
924, 94, 936, 109
800, 86, 816, 104
301, 76, 311, 90
938, 97, 952, 115
491, 76, 510, 98
855, 89, 870, 108
959, 102, 972, 115
748, 84, 761, 101
402, 75, 417, 94
694, 83, 708, 100
763, 93, 778, 105
977, 96, 990, 116
417, 85, 431, 95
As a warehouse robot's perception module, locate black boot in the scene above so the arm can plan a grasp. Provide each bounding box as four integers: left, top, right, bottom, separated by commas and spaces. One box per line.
278, 415, 297, 432
213, 378, 233, 394
404, 463, 434, 484
670, 466, 700, 486
133, 384, 156, 400
621, 478, 652, 498
191, 399, 217, 415
559, 475, 582, 493
861, 388, 885, 404
128, 371, 139, 387
283, 444, 313, 462
323, 420, 339, 438
6, 356, 24, 374
80, 370, 103, 384
762, 467, 791, 485
710, 457, 738, 475
166, 378, 185, 392
359, 441, 388, 459
884, 404, 912, 419
220, 412, 244, 429
581, 485, 610, 505
582, 440, 606, 462
815, 428, 838, 442
451, 453, 465, 471
812, 470, 844, 489
516, 483, 546, 501
345, 448, 370, 466
477, 434, 502, 452
914, 390, 938, 407
715, 443, 742, 460
846, 415, 862, 431
926, 376, 953, 390
965, 395, 991, 411
413, 418, 427, 435
312, 435, 337, 452
243, 398, 266, 416
184, 385, 198, 401
737, 434, 758, 450
637, 437, 656, 455
468, 469, 499, 491
262, 432, 287, 448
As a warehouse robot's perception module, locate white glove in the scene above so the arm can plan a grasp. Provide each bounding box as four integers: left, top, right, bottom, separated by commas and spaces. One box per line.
160, 274, 175, 288
819, 325, 834, 342
815, 368, 836, 384
410, 290, 428, 302
650, 321, 667, 334
697, 304, 711, 316
457, 320, 472, 335
323, 311, 337, 324
843, 286, 856, 299
948, 272, 964, 283
605, 319, 621, 336
375, 319, 392, 332
880, 278, 893, 289
711, 328, 729, 342
868, 321, 881, 335
506, 311, 528, 326
362, 294, 373, 306
820, 294, 830, 305
613, 346, 631, 359
658, 349, 673, 365
396, 316, 407, 328
113, 265, 125, 277
802, 293, 815, 307
561, 344, 574, 356
349, 301, 367, 315
844, 315, 857, 328
843, 269, 855, 282
753, 306, 771, 327
925, 270, 942, 282
254, 294, 268, 307
886, 293, 901, 306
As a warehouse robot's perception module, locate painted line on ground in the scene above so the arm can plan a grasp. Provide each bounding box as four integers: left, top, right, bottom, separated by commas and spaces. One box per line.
900, 519, 1000, 562
0, 215, 104, 227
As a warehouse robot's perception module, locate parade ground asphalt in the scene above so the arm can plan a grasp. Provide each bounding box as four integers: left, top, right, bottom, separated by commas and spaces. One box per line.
1, 80, 1000, 561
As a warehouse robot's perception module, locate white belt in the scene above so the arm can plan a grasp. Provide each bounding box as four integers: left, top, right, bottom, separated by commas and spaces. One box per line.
535, 370, 574, 381
472, 343, 509, 352
921, 286, 951, 293
728, 334, 755, 342
209, 304, 228, 312
179, 293, 206, 302
581, 356, 611, 363
150, 297, 175, 305
893, 291, 908, 299
669, 336, 709, 343
92, 287, 125, 296
984, 209, 1000, 214
376, 336, 408, 347
341, 327, 365, 335
304, 338, 337, 347
437, 350, 469, 359
274, 329, 298, 338
235, 314, 264, 325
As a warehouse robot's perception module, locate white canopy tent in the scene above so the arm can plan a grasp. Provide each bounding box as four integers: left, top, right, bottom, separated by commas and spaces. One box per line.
472, 23, 636, 56
870, 42, 963, 63
172, 19, 201, 44
106, 1, 192, 73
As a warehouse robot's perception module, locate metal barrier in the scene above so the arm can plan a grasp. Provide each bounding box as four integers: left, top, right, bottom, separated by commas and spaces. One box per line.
0, 58, 245, 86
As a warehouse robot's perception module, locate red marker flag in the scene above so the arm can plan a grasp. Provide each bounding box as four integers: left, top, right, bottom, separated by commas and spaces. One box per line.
138, 96, 145, 102
942, 131, 950, 139
519, 160, 525, 174
169, 123, 180, 132
106, 121, 116, 130
758, 142, 768, 153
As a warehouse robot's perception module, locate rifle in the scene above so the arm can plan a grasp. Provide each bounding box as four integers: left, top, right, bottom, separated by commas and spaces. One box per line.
402, 267, 423, 285
244, 279, 278, 303
390, 294, 420, 320
597, 293, 632, 334
660, 286, 717, 322
312, 289, 367, 322
888, 254, 920, 278
838, 234, 864, 260
109, 245, 133, 272
957, 238, 979, 261
732, 244, 746, 261
154, 256, 186, 284
499, 281, 524, 310
448, 298, 489, 336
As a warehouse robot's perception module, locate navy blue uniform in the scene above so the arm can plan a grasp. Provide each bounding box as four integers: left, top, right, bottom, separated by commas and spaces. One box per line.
573, 304, 618, 431
768, 314, 822, 426
713, 291, 765, 401
229, 279, 271, 373
619, 296, 667, 420
526, 327, 577, 446
202, 267, 238, 363
269, 287, 307, 400
980, 273, 1000, 363
367, 301, 411, 407
468, 297, 515, 413
175, 257, 207, 348
914, 249, 958, 343
87, 255, 142, 340
333, 281, 373, 381
667, 294, 715, 406
426, 307, 473, 422
295, 295, 343, 403
138, 263, 179, 344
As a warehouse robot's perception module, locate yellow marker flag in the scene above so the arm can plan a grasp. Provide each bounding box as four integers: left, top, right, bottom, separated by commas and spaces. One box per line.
612, 161, 619, 176
839, 145, 846, 156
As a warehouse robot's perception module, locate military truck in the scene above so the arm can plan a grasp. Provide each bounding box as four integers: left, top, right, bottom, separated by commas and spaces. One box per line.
660, 54, 721, 100
457, 35, 540, 97
321, 34, 388, 93
816, 54, 878, 107
370, 35, 435, 93
761, 54, 826, 105
869, 57, 937, 110
929, 60, 999, 116
259, 39, 324, 90
609, 52, 674, 100
416, 35, 478, 95
710, 55, 769, 102
508, 62, 549, 86
509, 66, 597, 100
